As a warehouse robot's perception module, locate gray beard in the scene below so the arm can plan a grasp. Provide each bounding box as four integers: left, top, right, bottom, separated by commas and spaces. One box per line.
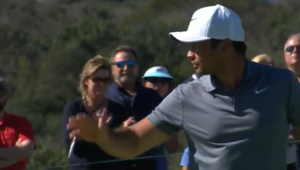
119, 75, 135, 84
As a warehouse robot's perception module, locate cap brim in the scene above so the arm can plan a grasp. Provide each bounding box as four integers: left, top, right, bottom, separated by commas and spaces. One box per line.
169, 31, 210, 43
142, 72, 173, 79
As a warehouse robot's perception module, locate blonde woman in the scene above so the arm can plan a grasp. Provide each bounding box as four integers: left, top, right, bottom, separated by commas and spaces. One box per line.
251, 54, 273, 66
62, 55, 124, 170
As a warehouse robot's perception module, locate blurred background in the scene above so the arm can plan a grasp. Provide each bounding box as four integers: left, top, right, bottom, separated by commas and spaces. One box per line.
1, 0, 300, 169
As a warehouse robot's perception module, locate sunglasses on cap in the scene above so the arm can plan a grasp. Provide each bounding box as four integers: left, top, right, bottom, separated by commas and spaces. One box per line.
285, 45, 300, 53
90, 77, 111, 83
144, 77, 172, 85
113, 61, 136, 68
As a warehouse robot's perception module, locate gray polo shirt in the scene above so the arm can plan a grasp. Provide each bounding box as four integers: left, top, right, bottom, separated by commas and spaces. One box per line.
147, 60, 300, 170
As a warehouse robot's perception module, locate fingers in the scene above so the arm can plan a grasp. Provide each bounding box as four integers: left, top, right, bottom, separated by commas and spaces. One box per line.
123, 117, 135, 127
67, 114, 89, 137
69, 129, 80, 139
100, 108, 109, 123
106, 116, 112, 124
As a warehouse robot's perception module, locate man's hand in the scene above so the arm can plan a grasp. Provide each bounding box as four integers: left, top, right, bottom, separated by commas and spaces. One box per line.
67, 108, 111, 143
122, 117, 135, 127
15, 139, 22, 146
67, 109, 170, 159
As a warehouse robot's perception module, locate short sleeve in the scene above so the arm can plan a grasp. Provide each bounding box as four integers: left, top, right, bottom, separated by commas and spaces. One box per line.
287, 71, 300, 127
180, 147, 190, 167
16, 117, 35, 143
146, 87, 183, 136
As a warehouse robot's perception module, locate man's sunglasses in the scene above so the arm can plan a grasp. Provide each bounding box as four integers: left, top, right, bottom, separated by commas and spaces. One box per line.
90, 77, 111, 83
285, 45, 300, 53
144, 77, 172, 85
113, 61, 136, 68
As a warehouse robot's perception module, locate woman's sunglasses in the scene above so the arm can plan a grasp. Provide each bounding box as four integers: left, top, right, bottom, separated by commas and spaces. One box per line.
112, 61, 136, 68
90, 77, 111, 83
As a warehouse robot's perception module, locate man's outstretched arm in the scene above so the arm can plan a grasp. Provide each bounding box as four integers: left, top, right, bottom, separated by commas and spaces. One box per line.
68, 87, 183, 159
98, 118, 170, 159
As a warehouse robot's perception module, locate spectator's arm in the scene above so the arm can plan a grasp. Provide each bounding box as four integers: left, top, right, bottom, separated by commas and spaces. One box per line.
62, 100, 78, 151
0, 159, 17, 168
287, 71, 300, 140
0, 118, 35, 161
180, 147, 190, 168
97, 87, 183, 159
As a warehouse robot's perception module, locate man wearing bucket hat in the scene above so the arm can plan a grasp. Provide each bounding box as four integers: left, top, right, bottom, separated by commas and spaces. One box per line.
142, 66, 178, 170
142, 66, 173, 98
67, 4, 300, 170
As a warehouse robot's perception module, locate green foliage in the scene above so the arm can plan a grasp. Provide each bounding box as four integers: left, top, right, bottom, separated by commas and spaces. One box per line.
0, 0, 299, 169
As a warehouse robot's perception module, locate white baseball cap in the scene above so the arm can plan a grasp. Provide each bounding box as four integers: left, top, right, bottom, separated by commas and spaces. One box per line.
169, 4, 245, 43
142, 66, 173, 79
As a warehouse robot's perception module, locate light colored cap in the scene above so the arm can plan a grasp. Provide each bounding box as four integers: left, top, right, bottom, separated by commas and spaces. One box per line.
142, 66, 173, 79
169, 4, 245, 43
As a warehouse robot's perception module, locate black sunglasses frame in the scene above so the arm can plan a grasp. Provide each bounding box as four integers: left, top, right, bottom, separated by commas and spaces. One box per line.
285, 45, 300, 53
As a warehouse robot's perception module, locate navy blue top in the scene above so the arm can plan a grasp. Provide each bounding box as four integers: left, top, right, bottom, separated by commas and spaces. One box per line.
105, 82, 163, 167
62, 98, 124, 170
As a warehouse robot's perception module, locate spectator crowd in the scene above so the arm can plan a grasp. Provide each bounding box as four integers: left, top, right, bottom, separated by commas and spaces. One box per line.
1, 4, 300, 170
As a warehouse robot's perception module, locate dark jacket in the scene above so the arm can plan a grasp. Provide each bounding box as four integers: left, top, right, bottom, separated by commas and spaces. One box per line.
62, 98, 124, 170
105, 81, 163, 170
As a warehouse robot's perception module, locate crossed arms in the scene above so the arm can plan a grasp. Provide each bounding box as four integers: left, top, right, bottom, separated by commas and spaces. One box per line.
0, 139, 35, 168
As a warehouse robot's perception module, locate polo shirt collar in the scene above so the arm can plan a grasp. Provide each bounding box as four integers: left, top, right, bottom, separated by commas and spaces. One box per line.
200, 59, 255, 92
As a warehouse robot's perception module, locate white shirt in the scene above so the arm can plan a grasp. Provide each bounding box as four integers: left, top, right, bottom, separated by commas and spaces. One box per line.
192, 74, 198, 80
286, 144, 297, 164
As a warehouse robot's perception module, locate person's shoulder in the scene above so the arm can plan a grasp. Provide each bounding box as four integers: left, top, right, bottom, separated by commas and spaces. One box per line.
65, 98, 82, 107
181, 76, 194, 84
251, 62, 295, 90
6, 113, 32, 126
63, 98, 82, 114
178, 76, 205, 89
175, 78, 206, 96
250, 61, 287, 74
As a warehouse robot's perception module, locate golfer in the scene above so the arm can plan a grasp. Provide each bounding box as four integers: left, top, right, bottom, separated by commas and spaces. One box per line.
67, 4, 300, 170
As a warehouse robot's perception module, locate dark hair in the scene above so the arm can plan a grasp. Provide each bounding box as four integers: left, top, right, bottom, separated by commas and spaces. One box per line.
211, 39, 247, 57
110, 45, 139, 63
